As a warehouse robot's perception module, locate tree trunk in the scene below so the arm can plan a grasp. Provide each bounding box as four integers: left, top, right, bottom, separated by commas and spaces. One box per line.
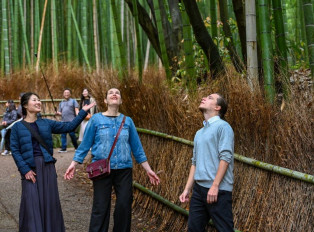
181, 3, 196, 89
232, 0, 246, 64
2, 0, 10, 74
51, 0, 58, 71
132, 0, 143, 82
35, 0, 48, 72
272, 0, 289, 98
153, 0, 171, 79
124, 0, 162, 59
168, 0, 183, 57
302, 0, 314, 79
246, 0, 258, 89
257, 0, 275, 103
70, 4, 90, 70
81, 0, 88, 65
67, 0, 72, 62
182, 0, 225, 78
111, 0, 128, 78
218, 0, 244, 73
12, 0, 20, 69
93, 0, 100, 74
210, 0, 218, 39
18, 0, 30, 66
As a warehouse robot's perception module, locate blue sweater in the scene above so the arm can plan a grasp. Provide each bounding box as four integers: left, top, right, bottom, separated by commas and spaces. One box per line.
192, 116, 234, 191
10, 110, 87, 175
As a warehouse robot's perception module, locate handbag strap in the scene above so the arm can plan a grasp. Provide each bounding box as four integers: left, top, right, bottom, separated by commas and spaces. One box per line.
107, 115, 126, 161
21, 120, 53, 156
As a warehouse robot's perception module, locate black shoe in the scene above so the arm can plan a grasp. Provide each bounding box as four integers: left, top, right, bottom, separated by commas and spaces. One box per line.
58, 149, 67, 153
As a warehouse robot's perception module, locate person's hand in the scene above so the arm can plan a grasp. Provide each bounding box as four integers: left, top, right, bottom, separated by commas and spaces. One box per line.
146, 170, 160, 186
25, 170, 36, 183
207, 184, 219, 204
2, 121, 7, 126
64, 161, 78, 180
179, 189, 190, 203
82, 102, 96, 112
55, 111, 61, 116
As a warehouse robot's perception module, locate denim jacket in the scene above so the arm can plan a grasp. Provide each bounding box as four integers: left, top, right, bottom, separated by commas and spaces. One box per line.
73, 113, 147, 169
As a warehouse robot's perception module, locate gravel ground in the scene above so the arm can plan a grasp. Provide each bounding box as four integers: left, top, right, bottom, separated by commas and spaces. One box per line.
0, 149, 157, 232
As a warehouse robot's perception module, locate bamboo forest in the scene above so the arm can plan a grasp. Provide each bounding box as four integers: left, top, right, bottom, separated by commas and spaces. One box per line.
0, 0, 313, 232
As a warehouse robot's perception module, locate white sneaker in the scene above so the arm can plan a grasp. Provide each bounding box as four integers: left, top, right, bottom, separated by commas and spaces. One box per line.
1, 150, 9, 156
58, 149, 68, 153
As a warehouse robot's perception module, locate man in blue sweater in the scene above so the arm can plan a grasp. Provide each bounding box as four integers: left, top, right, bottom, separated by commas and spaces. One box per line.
179, 93, 234, 232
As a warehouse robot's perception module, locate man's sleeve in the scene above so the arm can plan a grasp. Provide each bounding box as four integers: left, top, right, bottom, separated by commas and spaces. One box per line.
74, 99, 79, 108
218, 124, 234, 163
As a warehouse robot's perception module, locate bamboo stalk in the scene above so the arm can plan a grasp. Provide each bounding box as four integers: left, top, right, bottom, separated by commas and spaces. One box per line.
93, 0, 100, 74
70, 4, 91, 70
133, 181, 242, 232
136, 128, 314, 184
2, 0, 10, 74
35, 0, 48, 72
18, 0, 31, 66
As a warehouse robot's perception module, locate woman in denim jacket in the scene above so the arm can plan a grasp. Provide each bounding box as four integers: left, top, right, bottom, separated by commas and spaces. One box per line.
64, 88, 160, 232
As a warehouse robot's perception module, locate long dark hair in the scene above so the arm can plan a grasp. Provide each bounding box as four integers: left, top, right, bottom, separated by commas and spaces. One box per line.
80, 88, 91, 109
21, 92, 40, 116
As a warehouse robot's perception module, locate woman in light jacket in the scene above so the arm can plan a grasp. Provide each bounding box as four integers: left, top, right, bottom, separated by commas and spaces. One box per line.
78, 88, 96, 141
64, 88, 160, 232
10, 92, 95, 232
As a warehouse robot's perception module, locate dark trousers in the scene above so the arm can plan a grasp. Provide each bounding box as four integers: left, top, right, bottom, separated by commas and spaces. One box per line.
4, 129, 11, 151
188, 183, 234, 232
89, 168, 133, 232
61, 131, 78, 150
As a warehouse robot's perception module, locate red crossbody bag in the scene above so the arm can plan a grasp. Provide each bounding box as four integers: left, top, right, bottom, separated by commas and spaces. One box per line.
86, 116, 126, 180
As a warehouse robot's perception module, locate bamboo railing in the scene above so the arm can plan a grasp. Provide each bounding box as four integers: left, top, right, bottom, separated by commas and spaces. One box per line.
136, 128, 314, 184
1, 99, 312, 183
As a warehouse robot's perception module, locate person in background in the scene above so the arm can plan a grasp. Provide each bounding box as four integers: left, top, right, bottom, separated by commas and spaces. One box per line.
17, 92, 25, 119
10, 92, 95, 232
64, 88, 160, 232
179, 93, 235, 232
78, 88, 96, 142
1, 100, 17, 155
56, 88, 79, 152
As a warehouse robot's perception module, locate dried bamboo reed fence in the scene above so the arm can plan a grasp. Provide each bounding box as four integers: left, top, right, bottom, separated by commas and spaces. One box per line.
1, 69, 312, 231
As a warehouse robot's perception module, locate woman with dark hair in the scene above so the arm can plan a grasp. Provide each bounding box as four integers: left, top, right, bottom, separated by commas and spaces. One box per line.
10, 92, 95, 232
1, 100, 17, 155
64, 88, 160, 232
78, 88, 96, 141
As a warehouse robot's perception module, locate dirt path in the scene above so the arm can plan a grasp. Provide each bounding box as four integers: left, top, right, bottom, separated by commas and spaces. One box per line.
0, 149, 93, 232
0, 149, 159, 232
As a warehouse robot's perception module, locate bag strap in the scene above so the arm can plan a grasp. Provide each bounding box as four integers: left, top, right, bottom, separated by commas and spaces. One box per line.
107, 115, 126, 161
21, 120, 53, 156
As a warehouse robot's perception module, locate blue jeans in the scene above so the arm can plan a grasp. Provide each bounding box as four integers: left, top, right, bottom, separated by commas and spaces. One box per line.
0, 128, 7, 151
61, 131, 78, 150
188, 183, 234, 232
